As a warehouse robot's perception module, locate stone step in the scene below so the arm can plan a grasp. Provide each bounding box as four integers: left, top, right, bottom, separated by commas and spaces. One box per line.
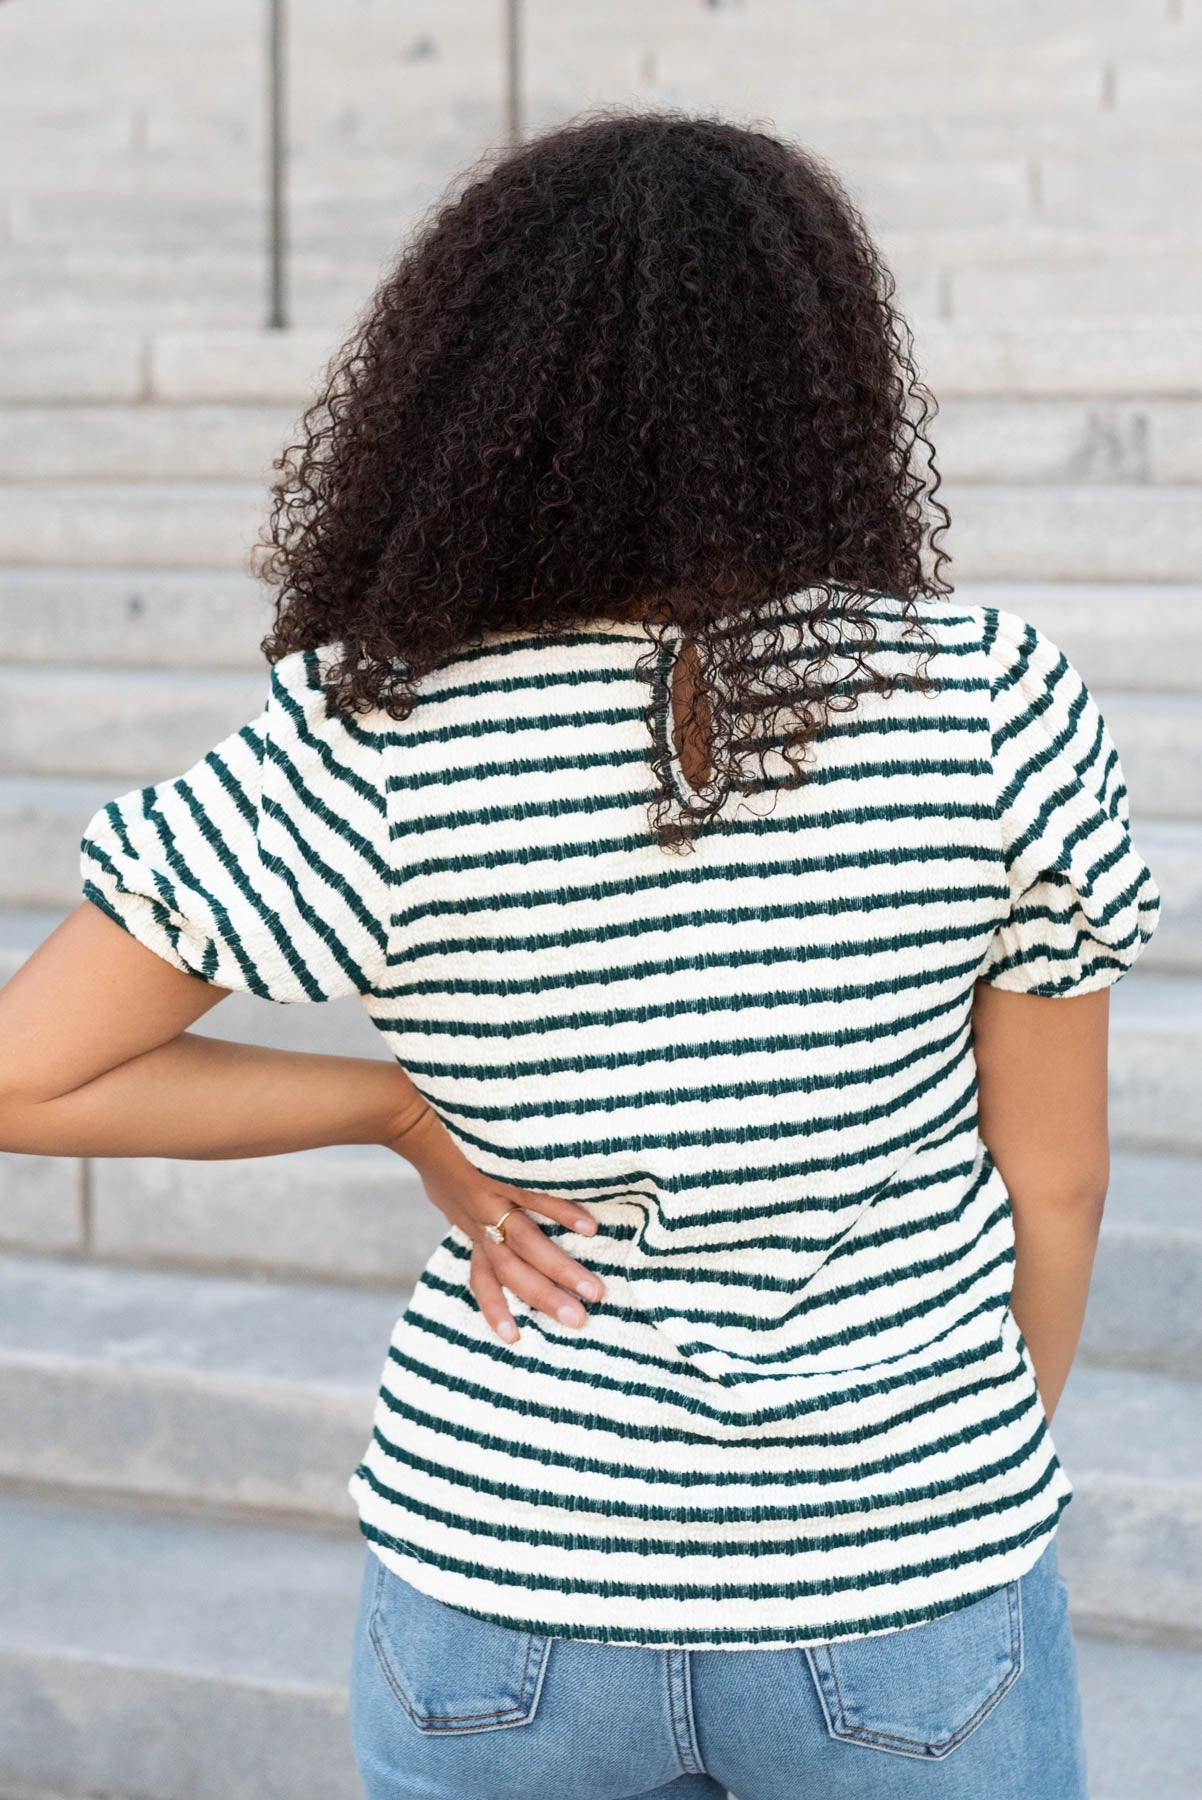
0, 668, 267, 780
5, 398, 1202, 486
0, 779, 124, 910
0, 404, 298, 482
0, 1254, 394, 1520
918, 322, 1202, 399
84, 1143, 444, 1290
947, 484, 1202, 582
0, 163, 1025, 245
1115, 819, 1202, 976
0, 1494, 364, 1800
659, 49, 1109, 120
0, 904, 389, 1060
0, 1492, 1196, 1800
0, 569, 271, 670
0, 330, 147, 403
6, 184, 450, 255
947, 253, 1202, 320
1051, 1365, 1202, 1644
5, 234, 1202, 332
936, 398, 1202, 484
4, 481, 1201, 580
16, 116, 1202, 190
148, 330, 341, 404
1108, 973, 1202, 1154
0, 482, 262, 569
1080, 1150, 1202, 1379
0, 1254, 1197, 1644
1074, 1636, 1202, 1800
0, 284, 373, 337
1090, 692, 1202, 823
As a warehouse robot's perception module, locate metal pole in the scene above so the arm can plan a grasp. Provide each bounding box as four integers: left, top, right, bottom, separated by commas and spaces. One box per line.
266, 0, 289, 329
504, 0, 523, 146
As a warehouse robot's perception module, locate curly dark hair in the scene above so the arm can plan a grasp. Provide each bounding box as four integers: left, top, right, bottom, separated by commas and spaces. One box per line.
258, 106, 951, 850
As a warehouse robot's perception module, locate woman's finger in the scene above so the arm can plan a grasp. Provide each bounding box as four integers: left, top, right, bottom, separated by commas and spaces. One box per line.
486, 1242, 591, 1329
510, 1188, 598, 1236
469, 1250, 521, 1343
501, 1207, 605, 1302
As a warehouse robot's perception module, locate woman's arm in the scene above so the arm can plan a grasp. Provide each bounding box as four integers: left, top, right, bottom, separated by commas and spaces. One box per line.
971, 980, 1112, 1423
0, 900, 430, 1157
0, 900, 603, 1337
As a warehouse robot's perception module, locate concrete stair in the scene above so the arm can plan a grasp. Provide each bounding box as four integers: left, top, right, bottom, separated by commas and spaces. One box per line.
0, 1495, 364, 1800
3, 1, 1202, 1794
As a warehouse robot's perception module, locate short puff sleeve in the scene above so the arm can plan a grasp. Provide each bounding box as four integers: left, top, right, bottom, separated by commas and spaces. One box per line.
979, 609, 1160, 997
79, 646, 393, 1003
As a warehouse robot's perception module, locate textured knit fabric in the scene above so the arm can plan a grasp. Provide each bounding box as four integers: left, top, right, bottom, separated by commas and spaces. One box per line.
79, 592, 1160, 1650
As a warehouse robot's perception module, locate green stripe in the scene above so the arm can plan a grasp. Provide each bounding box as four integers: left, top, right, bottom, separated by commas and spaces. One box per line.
421, 1050, 977, 1173
200, 749, 376, 996
352, 1494, 1069, 1644
353, 1491, 1067, 1611
360, 1364, 1043, 1519
433, 1117, 982, 1238
401, 1252, 1007, 1389
426, 1011, 972, 1126
382, 988, 972, 1091
384, 918, 997, 1004
389, 878, 1004, 968
379, 1329, 1033, 1485
403, 1280, 1008, 1424
385, 707, 989, 797
386, 827, 1001, 914
354, 1428, 1059, 1550
376, 953, 991, 1049
140, 778, 285, 999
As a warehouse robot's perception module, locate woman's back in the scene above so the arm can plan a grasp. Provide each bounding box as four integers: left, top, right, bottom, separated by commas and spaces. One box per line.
79, 587, 1158, 1648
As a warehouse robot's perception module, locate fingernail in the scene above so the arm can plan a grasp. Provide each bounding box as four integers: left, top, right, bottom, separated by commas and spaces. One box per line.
574, 1217, 596, 1233
497, 1319, 518, 1342
557, 1302, 585, 1326
576, 1277, 601, 1300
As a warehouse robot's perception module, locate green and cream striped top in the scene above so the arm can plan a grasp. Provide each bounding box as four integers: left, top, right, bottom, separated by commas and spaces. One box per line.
80, 591, 1159, 1650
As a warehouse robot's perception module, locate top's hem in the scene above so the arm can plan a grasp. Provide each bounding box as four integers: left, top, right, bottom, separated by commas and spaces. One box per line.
349, 1484, 1071, 1654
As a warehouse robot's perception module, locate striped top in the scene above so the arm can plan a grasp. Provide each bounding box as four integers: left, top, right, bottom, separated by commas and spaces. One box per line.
80, 591, 1160, 1651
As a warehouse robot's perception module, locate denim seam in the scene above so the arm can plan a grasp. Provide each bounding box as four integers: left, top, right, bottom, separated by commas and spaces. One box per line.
816, 1576, 1023, 1757
665, 1649, 705, 1775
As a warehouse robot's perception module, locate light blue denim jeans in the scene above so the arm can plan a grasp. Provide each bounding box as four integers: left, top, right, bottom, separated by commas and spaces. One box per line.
348, 1535, 1087, 1799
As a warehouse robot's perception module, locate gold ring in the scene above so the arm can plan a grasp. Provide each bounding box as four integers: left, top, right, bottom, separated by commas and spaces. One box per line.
484, 1206, 518, 1246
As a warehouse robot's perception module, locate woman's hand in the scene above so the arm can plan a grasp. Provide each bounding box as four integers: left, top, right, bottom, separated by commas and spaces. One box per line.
384, 1101, 604, 1344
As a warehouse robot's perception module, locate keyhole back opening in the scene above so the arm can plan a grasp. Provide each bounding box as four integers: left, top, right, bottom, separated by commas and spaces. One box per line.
669, 635, 715, 796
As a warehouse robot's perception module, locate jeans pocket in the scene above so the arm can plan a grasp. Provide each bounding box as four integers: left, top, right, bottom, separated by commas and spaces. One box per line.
366, 1554, 552, 1735
806, 1574, 1024, 1759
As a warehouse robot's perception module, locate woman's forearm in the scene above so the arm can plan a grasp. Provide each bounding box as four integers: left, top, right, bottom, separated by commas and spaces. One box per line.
0, 1030, 434, 1161
1007, 1192, 1106, 1424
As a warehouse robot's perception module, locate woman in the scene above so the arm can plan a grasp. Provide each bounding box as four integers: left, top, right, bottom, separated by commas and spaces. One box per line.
1, 111, 1159, 1798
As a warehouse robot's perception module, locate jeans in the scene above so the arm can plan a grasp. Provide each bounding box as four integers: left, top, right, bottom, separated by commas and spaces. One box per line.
348, 1535, 1088, 1799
